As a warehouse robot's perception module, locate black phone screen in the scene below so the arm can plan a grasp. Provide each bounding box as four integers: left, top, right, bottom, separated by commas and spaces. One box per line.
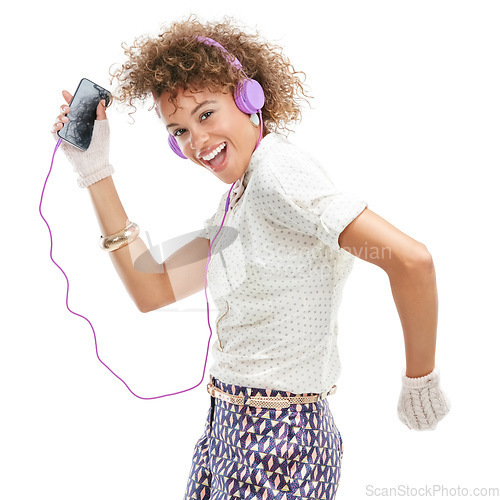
57, 78, 112, 151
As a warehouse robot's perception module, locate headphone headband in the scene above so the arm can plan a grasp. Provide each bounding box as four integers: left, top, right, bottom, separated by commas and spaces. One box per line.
168, 36, 265, 159
195, 36, 243, 70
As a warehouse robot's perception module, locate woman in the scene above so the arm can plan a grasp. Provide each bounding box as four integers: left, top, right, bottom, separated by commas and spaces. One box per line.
51, 15, 450, 500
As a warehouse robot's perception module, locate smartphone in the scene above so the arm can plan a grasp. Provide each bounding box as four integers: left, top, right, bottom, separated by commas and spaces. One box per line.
57, 78, 112, 151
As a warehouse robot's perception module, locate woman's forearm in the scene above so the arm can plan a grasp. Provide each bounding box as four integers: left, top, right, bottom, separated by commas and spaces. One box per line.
87, 176, 173, 312
387, 256, 438, 378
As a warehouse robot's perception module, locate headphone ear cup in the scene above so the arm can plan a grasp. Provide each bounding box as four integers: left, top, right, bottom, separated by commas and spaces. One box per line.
168, 134, 188, 159
234, 79, 265, 114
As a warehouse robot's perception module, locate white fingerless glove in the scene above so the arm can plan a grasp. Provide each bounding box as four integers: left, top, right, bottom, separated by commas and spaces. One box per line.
397, 367, 451, 431
53, 119, 115, 188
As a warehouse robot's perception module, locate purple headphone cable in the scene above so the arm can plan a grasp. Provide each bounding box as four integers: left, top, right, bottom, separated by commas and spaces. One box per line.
41, 124, 262, 400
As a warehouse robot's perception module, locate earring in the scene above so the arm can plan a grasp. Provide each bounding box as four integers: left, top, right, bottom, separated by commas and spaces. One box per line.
250, 113, 260, 127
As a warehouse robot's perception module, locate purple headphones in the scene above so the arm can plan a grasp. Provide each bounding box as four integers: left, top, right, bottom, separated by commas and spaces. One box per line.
167, 36, 265, 159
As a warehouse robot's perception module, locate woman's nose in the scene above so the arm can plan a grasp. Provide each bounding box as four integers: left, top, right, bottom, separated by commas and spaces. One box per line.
189, 128, 209, 151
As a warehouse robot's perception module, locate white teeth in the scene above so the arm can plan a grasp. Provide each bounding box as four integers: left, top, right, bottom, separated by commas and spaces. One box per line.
200, 142, 226, 161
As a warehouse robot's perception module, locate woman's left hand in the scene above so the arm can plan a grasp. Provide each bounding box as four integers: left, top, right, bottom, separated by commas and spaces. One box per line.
397, 367, 451, 430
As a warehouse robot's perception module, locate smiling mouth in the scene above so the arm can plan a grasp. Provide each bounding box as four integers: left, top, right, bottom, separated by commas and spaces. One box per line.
199, 142, 227, 170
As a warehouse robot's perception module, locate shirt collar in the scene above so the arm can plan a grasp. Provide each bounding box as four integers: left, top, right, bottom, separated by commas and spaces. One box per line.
242, 132, 286, 188
227, 132, 286, 210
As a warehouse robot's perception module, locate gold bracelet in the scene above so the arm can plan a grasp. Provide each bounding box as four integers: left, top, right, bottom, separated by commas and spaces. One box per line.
99, 221, 140, 252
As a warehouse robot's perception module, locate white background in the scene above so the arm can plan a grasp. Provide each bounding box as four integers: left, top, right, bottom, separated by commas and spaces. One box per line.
2, 1, 499, 498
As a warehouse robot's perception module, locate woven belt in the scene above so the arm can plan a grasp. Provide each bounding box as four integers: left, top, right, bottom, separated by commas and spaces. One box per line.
206, 382, 337, 409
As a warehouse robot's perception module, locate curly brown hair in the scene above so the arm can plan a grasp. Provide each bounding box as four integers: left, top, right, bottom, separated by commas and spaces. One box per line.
108, 14, 312, 135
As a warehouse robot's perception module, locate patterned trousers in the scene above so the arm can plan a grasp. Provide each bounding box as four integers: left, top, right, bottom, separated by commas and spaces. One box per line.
183, 375, 343, 499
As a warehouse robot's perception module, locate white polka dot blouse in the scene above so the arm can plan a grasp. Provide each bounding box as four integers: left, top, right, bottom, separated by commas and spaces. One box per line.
196, 132, 368, 395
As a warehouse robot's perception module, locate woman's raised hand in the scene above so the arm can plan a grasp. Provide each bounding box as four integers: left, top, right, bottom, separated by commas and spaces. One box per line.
51, 89, 115, 189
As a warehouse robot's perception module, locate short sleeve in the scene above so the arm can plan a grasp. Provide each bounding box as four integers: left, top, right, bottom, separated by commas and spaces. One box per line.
314, 191, 368, 250
260, 146, 368, 251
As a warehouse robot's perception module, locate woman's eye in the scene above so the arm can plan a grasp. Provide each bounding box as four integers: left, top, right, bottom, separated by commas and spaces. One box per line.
172, 112, 212, 137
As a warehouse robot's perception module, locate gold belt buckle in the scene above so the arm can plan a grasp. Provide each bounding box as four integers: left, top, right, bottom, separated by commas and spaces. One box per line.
246, 393, 291, 409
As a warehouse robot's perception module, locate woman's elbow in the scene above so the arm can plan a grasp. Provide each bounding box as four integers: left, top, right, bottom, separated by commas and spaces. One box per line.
137, 293, 175, 313
405, 244, 434, 273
